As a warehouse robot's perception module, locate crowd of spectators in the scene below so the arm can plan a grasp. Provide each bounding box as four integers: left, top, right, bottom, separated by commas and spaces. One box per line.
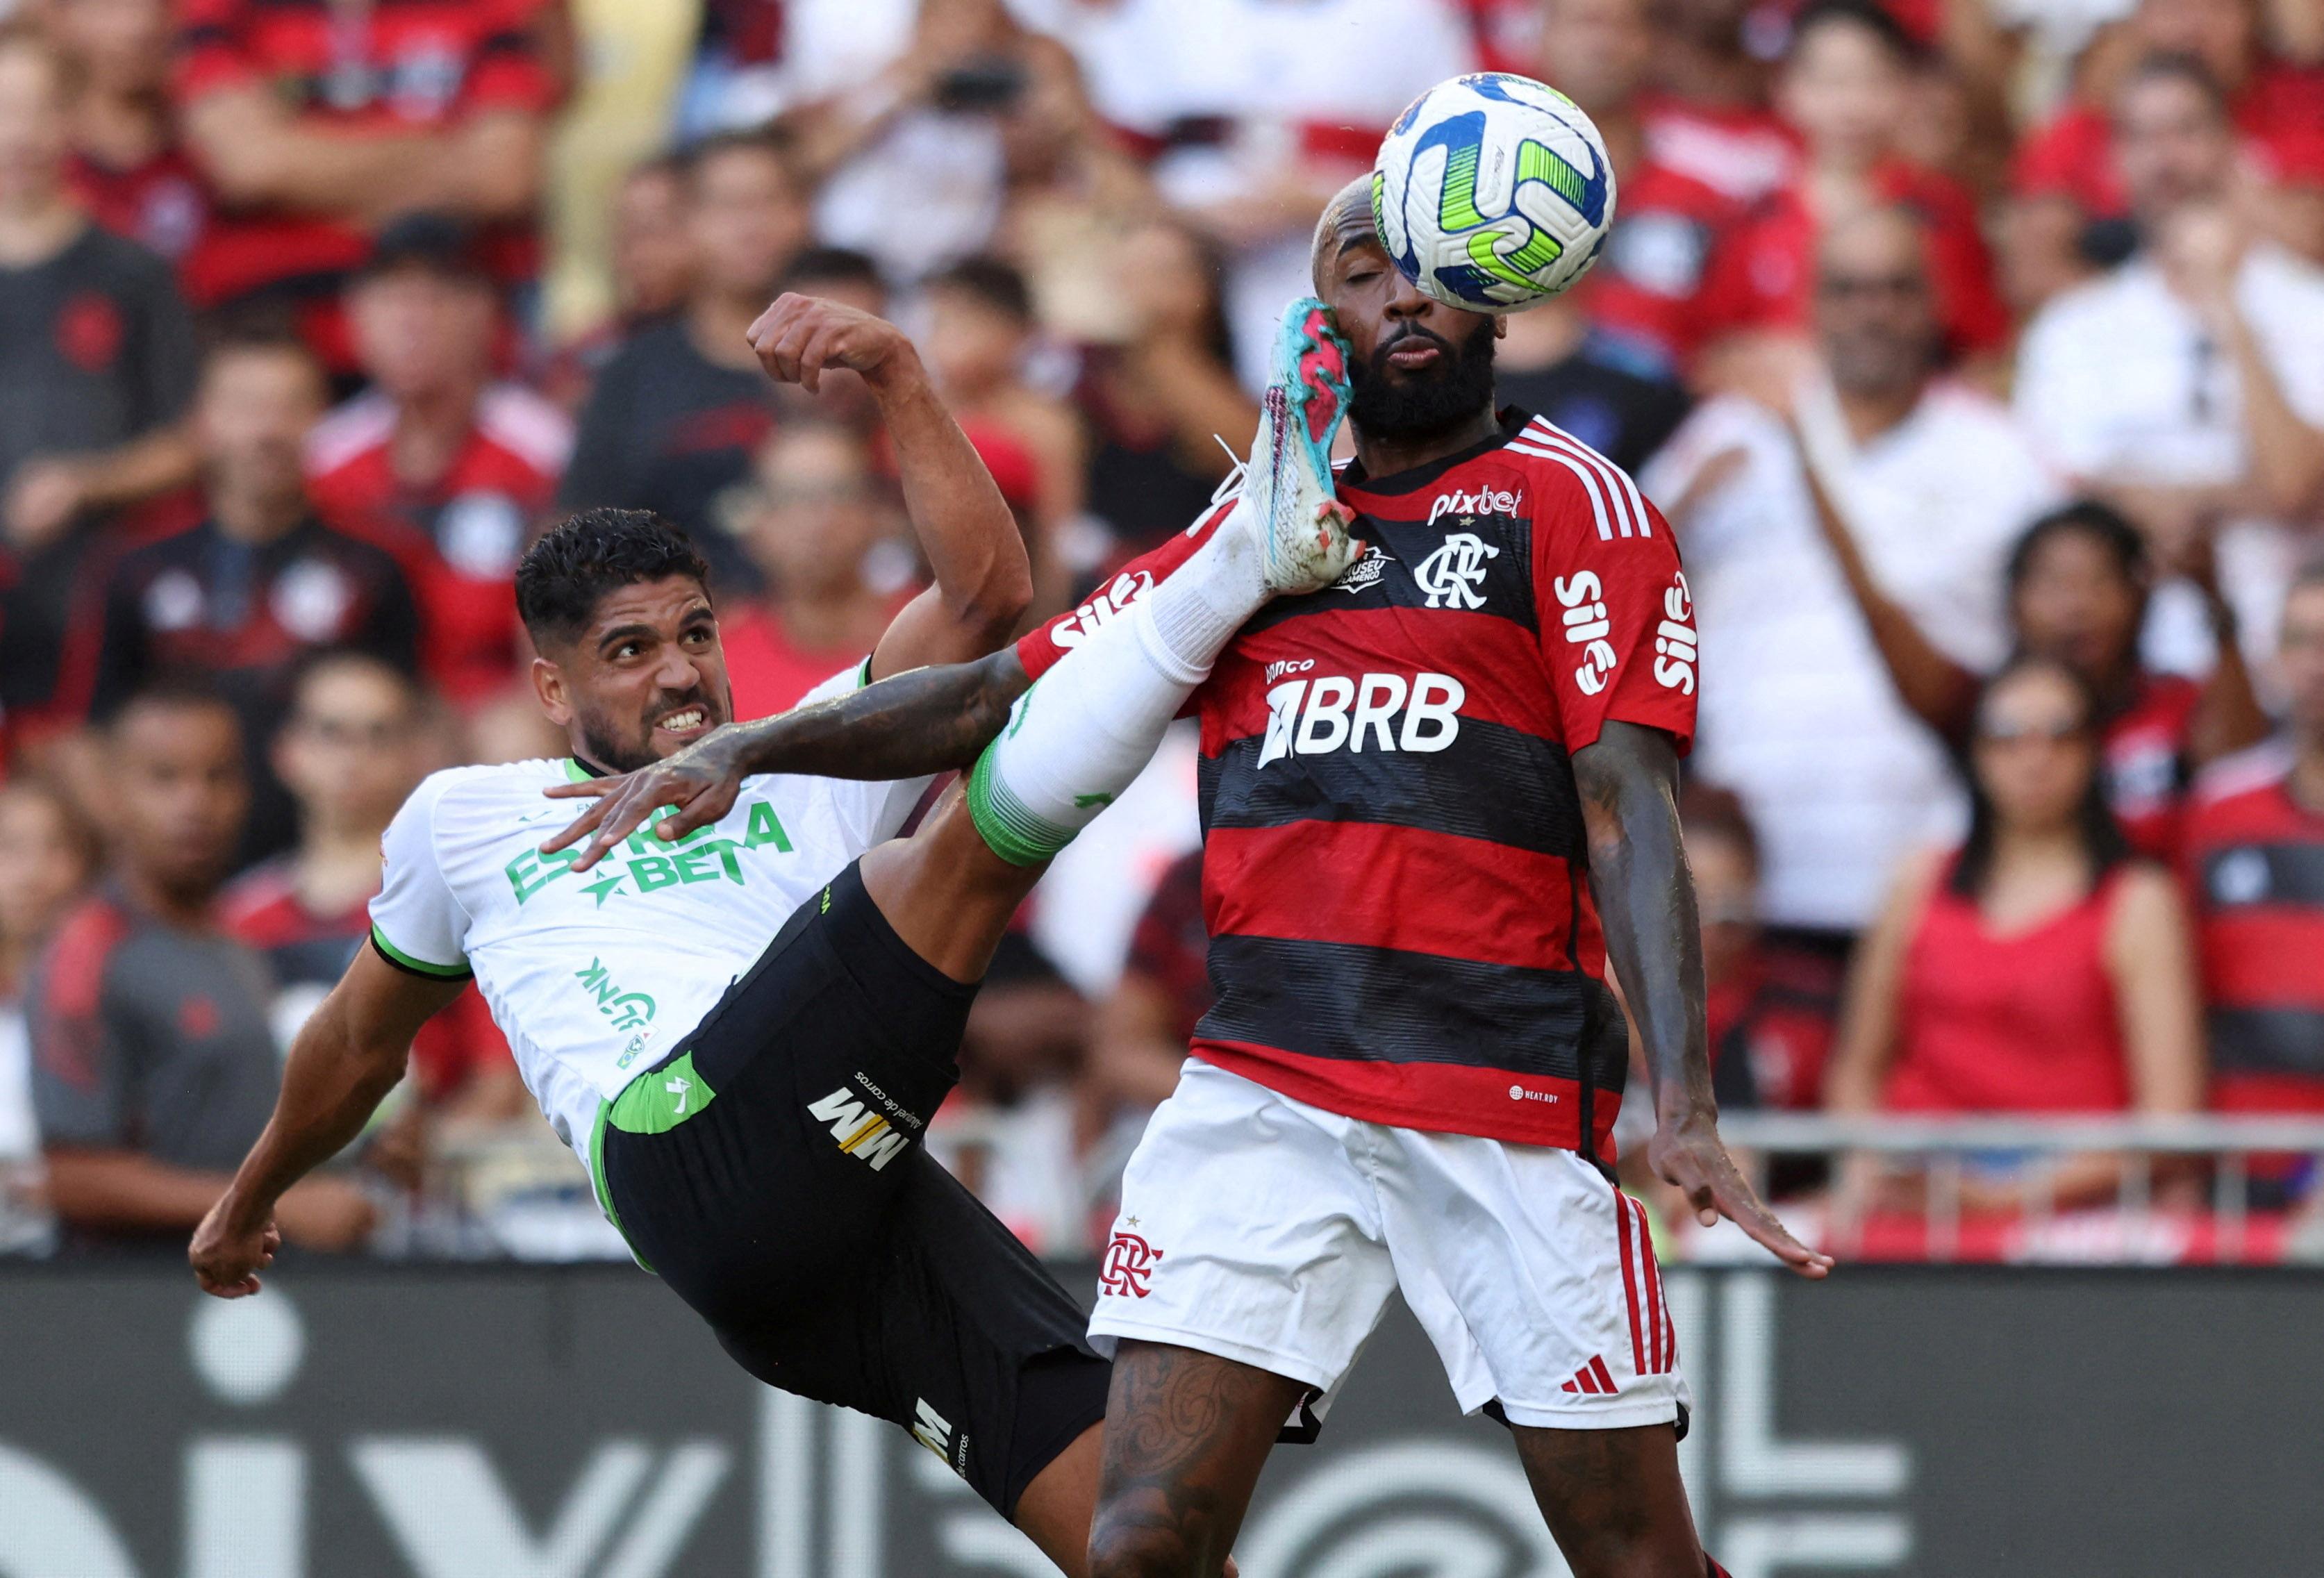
0, 0, 2321, 1262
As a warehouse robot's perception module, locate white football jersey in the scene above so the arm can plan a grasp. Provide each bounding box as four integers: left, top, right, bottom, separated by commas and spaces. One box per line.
368, 666, 930, 1160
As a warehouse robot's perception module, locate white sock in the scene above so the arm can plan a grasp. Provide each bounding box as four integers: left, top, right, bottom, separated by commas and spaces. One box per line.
968, 511, 1268, 866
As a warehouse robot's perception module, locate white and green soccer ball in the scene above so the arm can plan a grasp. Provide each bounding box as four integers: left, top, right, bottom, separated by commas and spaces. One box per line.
1370, 72, 1618, 315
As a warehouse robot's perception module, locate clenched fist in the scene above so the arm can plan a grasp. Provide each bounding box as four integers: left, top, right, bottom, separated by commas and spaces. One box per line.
746, 292, 919, 395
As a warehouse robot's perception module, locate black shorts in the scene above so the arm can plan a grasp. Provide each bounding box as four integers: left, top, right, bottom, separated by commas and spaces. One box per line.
596, 861, 1110, 1519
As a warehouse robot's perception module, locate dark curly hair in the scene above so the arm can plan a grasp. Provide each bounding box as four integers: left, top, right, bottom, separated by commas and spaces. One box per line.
515, 508, 713, 650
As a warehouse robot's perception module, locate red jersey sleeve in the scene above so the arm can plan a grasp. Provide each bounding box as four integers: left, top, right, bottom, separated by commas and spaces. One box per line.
174, 0, 258, 102
1532, 485, 1697, 755
466, 0, 559, 115
1013, 501, 1234, 682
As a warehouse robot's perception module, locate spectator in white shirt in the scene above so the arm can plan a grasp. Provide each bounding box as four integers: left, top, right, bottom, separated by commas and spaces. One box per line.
1060, 0, 1475, 386
2014, 53, 2324, 681
1644, 206, 2060, 940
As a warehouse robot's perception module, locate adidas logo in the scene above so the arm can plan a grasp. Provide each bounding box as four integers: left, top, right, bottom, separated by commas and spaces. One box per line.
1560, 1355, 1620, 1396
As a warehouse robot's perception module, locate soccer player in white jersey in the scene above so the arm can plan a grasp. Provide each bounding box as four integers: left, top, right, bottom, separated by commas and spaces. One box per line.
189, 289, 1363, 1572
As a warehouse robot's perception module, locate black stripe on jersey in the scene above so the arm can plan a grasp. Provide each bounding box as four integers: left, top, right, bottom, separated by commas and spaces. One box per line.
2208, 1007, 2324, 1076
2200, 843, 2324, 910
1199, 716, 1585, 859
1195, 933, 1624, 1086
1240, 513, 1538, 638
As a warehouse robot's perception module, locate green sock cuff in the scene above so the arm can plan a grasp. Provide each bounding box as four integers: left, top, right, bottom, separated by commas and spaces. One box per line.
966, 740, 1077, 867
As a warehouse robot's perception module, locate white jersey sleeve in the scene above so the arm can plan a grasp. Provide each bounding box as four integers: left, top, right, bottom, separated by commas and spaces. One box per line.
369, 771, 475, 979
795, 659, 935, 850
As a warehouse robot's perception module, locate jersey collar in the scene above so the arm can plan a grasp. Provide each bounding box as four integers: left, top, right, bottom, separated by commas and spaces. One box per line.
1336, 406, 1532, 497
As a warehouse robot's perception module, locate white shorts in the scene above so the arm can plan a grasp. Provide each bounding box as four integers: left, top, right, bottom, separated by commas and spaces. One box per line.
1091, 1061, 1688, 1431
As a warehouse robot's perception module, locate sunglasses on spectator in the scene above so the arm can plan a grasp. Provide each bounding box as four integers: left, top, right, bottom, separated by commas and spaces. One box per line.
1817, 272, 1927, 303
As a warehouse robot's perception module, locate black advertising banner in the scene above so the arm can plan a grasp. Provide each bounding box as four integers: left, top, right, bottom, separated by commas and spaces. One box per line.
1, 1265, 2316, 1577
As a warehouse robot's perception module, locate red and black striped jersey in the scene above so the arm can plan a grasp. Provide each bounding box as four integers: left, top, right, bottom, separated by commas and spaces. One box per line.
2182, 745, 2324, 1114
1017, 410, 1698, 1154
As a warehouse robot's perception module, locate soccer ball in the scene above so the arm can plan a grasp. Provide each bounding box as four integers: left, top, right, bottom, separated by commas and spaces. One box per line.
1370, 73, 1618, 315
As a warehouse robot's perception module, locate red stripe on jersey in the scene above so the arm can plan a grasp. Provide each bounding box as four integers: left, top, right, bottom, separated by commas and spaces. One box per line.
1202, 607, 1554, 747
1192, 1040, 1622, 1155
2211, 1071, 2324, 1114
1588, 1354, 1620, 1395
2200, 911, 2324, 1010
1202, 822, 1582, 972
1615, 1193, 1649, 1379
1641, 1218, 1667, 1372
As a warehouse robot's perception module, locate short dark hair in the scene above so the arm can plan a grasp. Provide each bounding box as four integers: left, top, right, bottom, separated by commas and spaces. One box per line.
1787, 0, 1919, 65
516, 509, 714, 650
2007, 499, 2150, 595
927, 255, 1034, 324
199, 308, 324, 381
781, 245, 886, 297
678, 126, 799, 190
285, 648, 420, 721
108, 672, 241, 738
2115, 50, 2232, 121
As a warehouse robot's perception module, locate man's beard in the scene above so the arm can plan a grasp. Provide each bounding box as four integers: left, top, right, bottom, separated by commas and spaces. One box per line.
575, 685, 725, 775
1347, 316, 1497, 442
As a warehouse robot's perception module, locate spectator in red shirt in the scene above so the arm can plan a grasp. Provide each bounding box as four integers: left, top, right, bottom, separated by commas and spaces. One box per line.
64, 321, 424, 865
307, 214, 572, 704
1534, 0, 1745, 370
720, 421, 915, 719
2183, 567, 2324, 1138
1683, 785, 1836, 1113
1826, 657, 2205, 1218
170, 0, 554, 354
53, 0, 218, 291
1806, 495, 2271, 860
2015, 0, 2323, 227
1640, 0, 1796, 206
220, 652, 522, 1123
1700, 0, 2009, 369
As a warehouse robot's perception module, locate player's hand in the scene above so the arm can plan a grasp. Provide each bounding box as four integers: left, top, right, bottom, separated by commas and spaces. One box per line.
1648, 1109, 1834, 1279
747, 293, 915, 395
190, 1193, 280, 1298
540, 725, 752, 872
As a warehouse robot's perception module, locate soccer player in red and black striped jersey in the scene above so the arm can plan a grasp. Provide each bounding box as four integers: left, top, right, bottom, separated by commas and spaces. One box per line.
2184, 568, 2324, 1140
549, 188, 1818, 1578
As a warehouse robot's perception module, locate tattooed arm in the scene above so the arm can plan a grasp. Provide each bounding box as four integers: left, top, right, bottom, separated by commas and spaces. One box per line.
1572, 720, 1832, 1277
540, 648, 1032, 870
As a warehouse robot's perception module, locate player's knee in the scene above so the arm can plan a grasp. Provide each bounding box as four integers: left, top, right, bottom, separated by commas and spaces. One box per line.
1087, 1510, 1204, 1578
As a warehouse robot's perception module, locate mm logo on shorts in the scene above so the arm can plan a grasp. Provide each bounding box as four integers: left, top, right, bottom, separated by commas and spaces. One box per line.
912, 1398, 970, 1479
806, 1086, 911, 1171
1099, 1229, 1163, 1297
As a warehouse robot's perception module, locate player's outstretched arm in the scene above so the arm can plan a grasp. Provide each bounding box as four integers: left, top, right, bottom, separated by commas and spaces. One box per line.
190, 947, 464, 1297
745, 294, 1033, 676
1572, 720, 1834, 1279
541, 647, 1034, 870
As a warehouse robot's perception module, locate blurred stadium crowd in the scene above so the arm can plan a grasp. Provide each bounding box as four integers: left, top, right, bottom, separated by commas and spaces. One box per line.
0, 0, 2321, 1263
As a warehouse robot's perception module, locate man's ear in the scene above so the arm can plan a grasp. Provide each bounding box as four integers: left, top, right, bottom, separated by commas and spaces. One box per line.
1494, 315, 1510, 340
531, 654, 572, 726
